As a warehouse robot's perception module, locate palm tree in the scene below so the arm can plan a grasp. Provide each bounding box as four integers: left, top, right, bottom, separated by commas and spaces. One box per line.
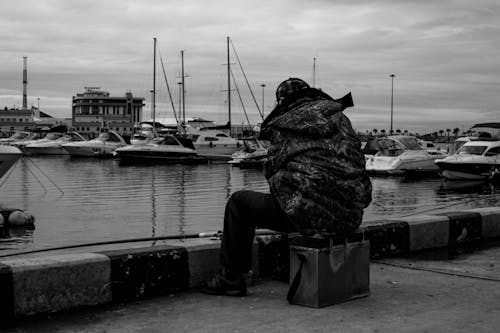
381, 129, 386, 136
404, 129, 408, 136
373, 128, 378, 136
396, 129, 401, 135
439, 129, 444, 137
446, 128, 451, 141
453, 128, 460, 137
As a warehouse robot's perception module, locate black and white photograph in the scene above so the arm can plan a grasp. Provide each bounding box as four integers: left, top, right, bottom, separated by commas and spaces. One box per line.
1, 0, 500, 331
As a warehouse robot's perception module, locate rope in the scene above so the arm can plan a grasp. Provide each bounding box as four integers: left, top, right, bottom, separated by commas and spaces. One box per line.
21, 158, 47, 193
157, 45, 180, 128
229, 39, 264, 120
0, 157, 19, 189
230, 67, 252, 127
25, 157, 64, 195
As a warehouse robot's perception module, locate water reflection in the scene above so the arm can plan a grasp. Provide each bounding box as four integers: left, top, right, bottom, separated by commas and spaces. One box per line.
2, 156, 500, 254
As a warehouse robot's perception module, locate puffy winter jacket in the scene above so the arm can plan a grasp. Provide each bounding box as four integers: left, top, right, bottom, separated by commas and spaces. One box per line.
259, 88, 372, 237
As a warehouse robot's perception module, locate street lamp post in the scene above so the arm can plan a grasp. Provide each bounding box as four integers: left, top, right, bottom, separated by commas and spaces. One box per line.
390, 74, 395, 134
260, 84, 266, 118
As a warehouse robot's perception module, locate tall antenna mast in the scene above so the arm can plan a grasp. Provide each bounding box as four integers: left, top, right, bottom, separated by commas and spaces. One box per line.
181, 50, 186, 124
22, 56, 28, 110
153, 38, 156, 129
227, 36, 231, 132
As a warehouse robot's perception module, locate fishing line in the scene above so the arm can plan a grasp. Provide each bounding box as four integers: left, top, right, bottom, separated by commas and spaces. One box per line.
0, 229, 280, 258
400, 196, 494, 218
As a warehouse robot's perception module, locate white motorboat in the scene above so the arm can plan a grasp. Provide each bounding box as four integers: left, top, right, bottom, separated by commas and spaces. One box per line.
61, 130, 126, 157
417, 139, 448, 157
114, 135, 199, 164
0, 131, 37, 145
228, 138, 268, 167
365, 136, 442, 175
187, 129, 241, 161
0, 145, 22, 179
24, 132, 87, 155
435, 140, 500, 180
13, 132, 65, 152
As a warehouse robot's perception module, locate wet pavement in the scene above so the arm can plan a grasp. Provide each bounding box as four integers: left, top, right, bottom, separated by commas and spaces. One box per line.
3, 246, 500, 332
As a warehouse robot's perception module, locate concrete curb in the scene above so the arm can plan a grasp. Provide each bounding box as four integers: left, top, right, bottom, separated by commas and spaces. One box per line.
1, 207, 500, 319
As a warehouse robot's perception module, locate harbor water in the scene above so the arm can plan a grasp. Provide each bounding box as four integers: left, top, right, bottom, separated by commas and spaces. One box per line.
2, 155, 500, 255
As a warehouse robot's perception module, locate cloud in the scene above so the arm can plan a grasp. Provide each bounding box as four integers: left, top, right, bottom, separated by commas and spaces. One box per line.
1, 0, 500, 134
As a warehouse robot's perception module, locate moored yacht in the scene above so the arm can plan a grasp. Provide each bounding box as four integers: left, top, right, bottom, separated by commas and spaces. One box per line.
24, 131, 87, 155
0, 145, 22, 179
435, 140, 500, 180
13, 132, 65, 152
365, 136, 442, 175
0, 131, 37, 145
114, 135, 199, 164
228, 137, 269, 167
61, 130, 126, 157
186, 129, 241, 161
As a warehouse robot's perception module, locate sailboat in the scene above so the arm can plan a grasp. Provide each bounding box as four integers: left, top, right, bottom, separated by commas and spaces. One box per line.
114, 37, 200, 164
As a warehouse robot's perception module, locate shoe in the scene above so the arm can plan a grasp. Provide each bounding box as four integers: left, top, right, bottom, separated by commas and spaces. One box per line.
200, 272, 247, 297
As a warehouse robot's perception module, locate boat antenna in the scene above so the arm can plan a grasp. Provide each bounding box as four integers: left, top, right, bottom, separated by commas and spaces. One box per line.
230, 39, 264, 120
226, 37, 231, 134
181, 49, 186, 133
152, 37, 157, 134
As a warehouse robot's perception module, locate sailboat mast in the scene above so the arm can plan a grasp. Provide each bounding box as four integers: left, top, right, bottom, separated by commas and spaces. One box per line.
227, 36, 231, 133
181, 50, 186, 125
153, 37, 156, 129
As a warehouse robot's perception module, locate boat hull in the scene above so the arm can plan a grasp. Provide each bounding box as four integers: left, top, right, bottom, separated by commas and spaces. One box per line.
62, 144, 123, 157
24, 145, 68, 155
435, 161, 496, 180
116, 150, 201, 164
365, 153, 439, 175
195, 144, 240, 161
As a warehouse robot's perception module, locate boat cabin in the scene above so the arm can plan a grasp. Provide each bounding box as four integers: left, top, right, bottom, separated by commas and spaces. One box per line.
374, 136, 421, 157
457, 140, 500, 157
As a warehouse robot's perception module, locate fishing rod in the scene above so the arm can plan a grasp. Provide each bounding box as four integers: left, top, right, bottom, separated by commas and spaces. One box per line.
0, 229, 280, 258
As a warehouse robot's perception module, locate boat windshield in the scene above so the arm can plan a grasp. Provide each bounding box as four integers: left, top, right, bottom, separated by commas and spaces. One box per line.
95, 133, 109, 141
449, 139, 470, 155
160, 136, 180, 146
396, 137, 421, 150
9, 132, 30, 140
457, 145, 487, 155
45, 133, 63, 140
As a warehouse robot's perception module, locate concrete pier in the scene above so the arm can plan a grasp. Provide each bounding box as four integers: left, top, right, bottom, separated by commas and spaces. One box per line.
1, 206, 500, 329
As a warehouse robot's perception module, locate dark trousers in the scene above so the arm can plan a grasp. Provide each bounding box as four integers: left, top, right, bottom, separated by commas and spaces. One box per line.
220, 190, 297, 275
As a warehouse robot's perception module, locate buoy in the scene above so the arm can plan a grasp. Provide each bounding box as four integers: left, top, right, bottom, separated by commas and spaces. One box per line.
8, 210, 35, 227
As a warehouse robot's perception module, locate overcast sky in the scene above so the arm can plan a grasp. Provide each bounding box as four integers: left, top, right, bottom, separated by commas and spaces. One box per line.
1, 0, 499, 134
